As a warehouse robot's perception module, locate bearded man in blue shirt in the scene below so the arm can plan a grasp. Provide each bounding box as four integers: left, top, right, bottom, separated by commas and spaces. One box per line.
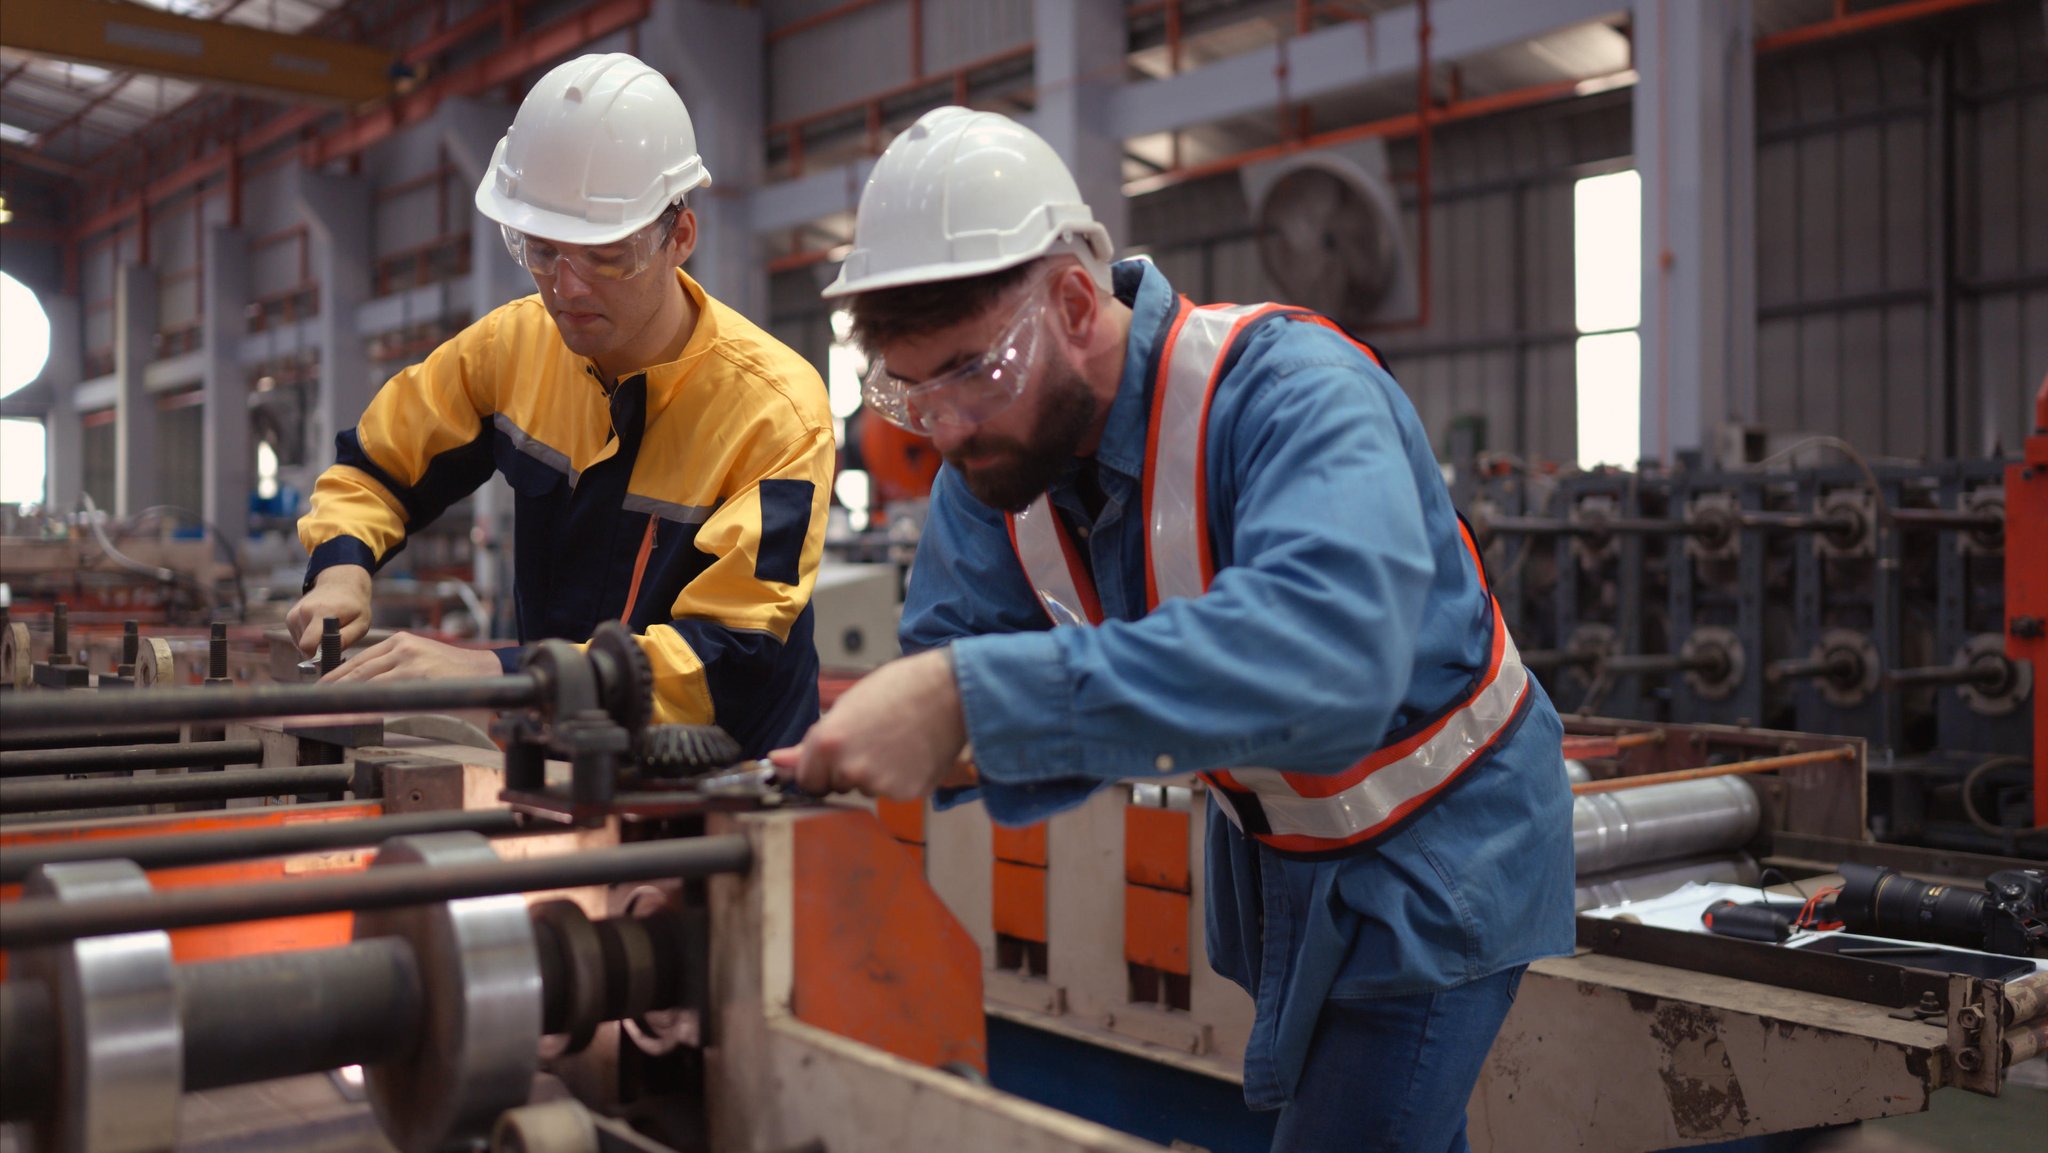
773, 106, 1577, 1153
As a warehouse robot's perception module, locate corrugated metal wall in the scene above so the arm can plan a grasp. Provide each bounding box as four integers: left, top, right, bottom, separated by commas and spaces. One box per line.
765, 0, 1033, 127
1128, 94, 1633, 465
1756, 5, 2047, 461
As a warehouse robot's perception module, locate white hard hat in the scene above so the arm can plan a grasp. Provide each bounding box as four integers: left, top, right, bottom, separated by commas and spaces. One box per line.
821, 107, 1114, 298
474, 53, 712, 246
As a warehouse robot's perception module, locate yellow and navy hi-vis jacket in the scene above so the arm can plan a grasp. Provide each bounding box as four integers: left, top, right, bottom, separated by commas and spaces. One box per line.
298, 270, 834, 756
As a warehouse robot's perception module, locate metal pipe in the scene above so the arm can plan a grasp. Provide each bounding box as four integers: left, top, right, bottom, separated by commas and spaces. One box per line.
1885, 507, 2003, 531
178, 936, 424, 1091
0, 739, 265, 778
0, 809, 525, 884
2005, 1021, 2048, 1067
1884, 659, 2010, 690
0, 726, 184, 751
1766, 651, 1862, 684
0, 674, 539, 735
0, 835, 753, 948
1572, 746, 1860, 795
1755, 0, 1999, 53
1572, 777, 1761, 876
0, 765, 355, 815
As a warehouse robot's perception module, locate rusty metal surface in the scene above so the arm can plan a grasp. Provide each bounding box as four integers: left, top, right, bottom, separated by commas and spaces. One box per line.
1471, 952, 1947, 1152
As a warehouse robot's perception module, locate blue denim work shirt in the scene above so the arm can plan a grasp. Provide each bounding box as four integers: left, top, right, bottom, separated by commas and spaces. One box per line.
901, 260, 1577, 1109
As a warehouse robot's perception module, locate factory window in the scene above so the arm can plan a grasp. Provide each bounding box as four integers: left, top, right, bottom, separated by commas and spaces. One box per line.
0, 418, 45, 505
1572, 170, 1642, 471
256, 440, 280, 501
1, 268, 51, 400
827, 308, 873, 532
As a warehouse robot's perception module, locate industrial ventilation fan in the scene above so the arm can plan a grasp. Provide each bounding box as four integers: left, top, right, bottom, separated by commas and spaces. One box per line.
1242, 140, 1413, 328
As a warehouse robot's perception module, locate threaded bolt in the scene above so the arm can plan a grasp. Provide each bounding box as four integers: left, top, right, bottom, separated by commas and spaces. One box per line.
121, 620, 139, 667
320, 617, 342, 675
208, 622, 229, 680
52, 603, 70, 663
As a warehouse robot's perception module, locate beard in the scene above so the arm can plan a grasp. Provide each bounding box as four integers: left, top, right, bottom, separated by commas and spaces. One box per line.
945, 358, 1099, 513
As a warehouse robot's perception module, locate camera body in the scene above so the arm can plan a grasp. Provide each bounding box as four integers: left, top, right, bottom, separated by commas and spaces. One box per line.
1835, 863, 2047, 957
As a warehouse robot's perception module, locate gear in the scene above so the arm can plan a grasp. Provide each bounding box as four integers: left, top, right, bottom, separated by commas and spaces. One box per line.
585, 621, 653, 735
635, 725, 744, 777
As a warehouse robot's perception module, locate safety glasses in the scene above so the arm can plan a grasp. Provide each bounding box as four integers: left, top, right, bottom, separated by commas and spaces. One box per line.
501, 215, 675, 283
861, 280, 1050, 435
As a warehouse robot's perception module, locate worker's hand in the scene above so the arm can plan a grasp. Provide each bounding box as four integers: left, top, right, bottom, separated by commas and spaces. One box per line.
286, 566, 374, 656
769, 648, 968, 800
321, 631, 503, 684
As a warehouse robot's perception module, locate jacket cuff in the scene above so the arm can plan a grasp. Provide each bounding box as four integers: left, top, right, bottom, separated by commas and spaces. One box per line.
494, 645, 529, 674
303, 536, 377, 592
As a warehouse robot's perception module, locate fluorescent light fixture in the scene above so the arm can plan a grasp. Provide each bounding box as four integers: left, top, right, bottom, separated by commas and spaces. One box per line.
65, 62, 117, 85
0, 122, 38, 146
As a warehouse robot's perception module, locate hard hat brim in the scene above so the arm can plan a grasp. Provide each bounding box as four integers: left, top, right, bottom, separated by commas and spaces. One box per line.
473, 167, 711, 247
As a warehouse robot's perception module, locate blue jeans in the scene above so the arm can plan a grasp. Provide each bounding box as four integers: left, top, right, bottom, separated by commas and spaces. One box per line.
1270, 966, 1526, 1153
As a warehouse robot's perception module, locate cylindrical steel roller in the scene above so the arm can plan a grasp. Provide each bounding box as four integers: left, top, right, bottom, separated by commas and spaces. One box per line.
0, 834, 751, 950
1999, 970, 2048, 1028
0, 739, 265, 778
0, 764, 355, 814
0, 675, 540, 735
179, 937, 424, 1092
0, 808, 525, 885
20, 859, 181, 1153
1572, 776, 1761, 876
2006, 1021, 2048, 1067
1, 727, 184, 752
355, 832, 544, 1153
0, 978, 56, 1117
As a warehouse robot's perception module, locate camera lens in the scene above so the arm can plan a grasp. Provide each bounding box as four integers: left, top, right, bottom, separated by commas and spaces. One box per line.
1837, 862, 1989, 950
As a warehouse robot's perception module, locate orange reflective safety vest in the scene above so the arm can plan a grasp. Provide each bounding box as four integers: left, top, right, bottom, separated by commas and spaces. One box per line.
1004, 298, 1531, 855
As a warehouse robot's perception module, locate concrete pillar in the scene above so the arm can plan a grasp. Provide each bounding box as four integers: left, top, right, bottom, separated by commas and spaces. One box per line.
294, 169, 372, 473
113, 263, 158, 518
202, 224, 251, 543
41, 295, 84, 513
440, 97, 524, 629
1033, 0, 1131, 252
642, 0, 768, 319
1634, 0, 1756, 466
439, 97, 532, 319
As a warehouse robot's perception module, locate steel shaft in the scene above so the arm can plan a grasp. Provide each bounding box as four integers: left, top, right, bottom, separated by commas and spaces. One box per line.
0, 674, 541, 735
0, 835, 752, 948
0, 739, 265, 778
0, 765, 356, 815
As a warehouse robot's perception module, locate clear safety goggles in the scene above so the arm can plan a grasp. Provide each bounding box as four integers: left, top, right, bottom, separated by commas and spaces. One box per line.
501, 215, 675, 283
861, 283, 1049, 435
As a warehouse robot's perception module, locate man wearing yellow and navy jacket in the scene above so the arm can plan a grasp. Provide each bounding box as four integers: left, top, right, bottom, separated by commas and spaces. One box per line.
288, 54, 832, 755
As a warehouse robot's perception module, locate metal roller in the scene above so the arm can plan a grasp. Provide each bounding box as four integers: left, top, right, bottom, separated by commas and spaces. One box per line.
0, 808, 525, 885
0, 764, 355, 815
354, 832, 545, 1153
20, 859, 182, 1153
1572, 776, 1762, 877
0, 739, 265, 778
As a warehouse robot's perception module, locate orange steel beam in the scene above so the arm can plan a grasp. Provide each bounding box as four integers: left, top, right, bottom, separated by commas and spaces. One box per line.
766, 0, 893, 44
1570, 747, 1860, 795
1755, 0, 1999, 52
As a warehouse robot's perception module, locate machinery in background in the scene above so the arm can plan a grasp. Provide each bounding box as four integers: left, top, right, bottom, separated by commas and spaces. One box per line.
1457, 415, 2042, 858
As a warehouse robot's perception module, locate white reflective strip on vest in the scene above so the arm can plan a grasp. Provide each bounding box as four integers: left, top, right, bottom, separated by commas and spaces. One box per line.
1149, 304, 1271, 603
1013, 495, 1092, 627
1210, 627, 1531, 842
